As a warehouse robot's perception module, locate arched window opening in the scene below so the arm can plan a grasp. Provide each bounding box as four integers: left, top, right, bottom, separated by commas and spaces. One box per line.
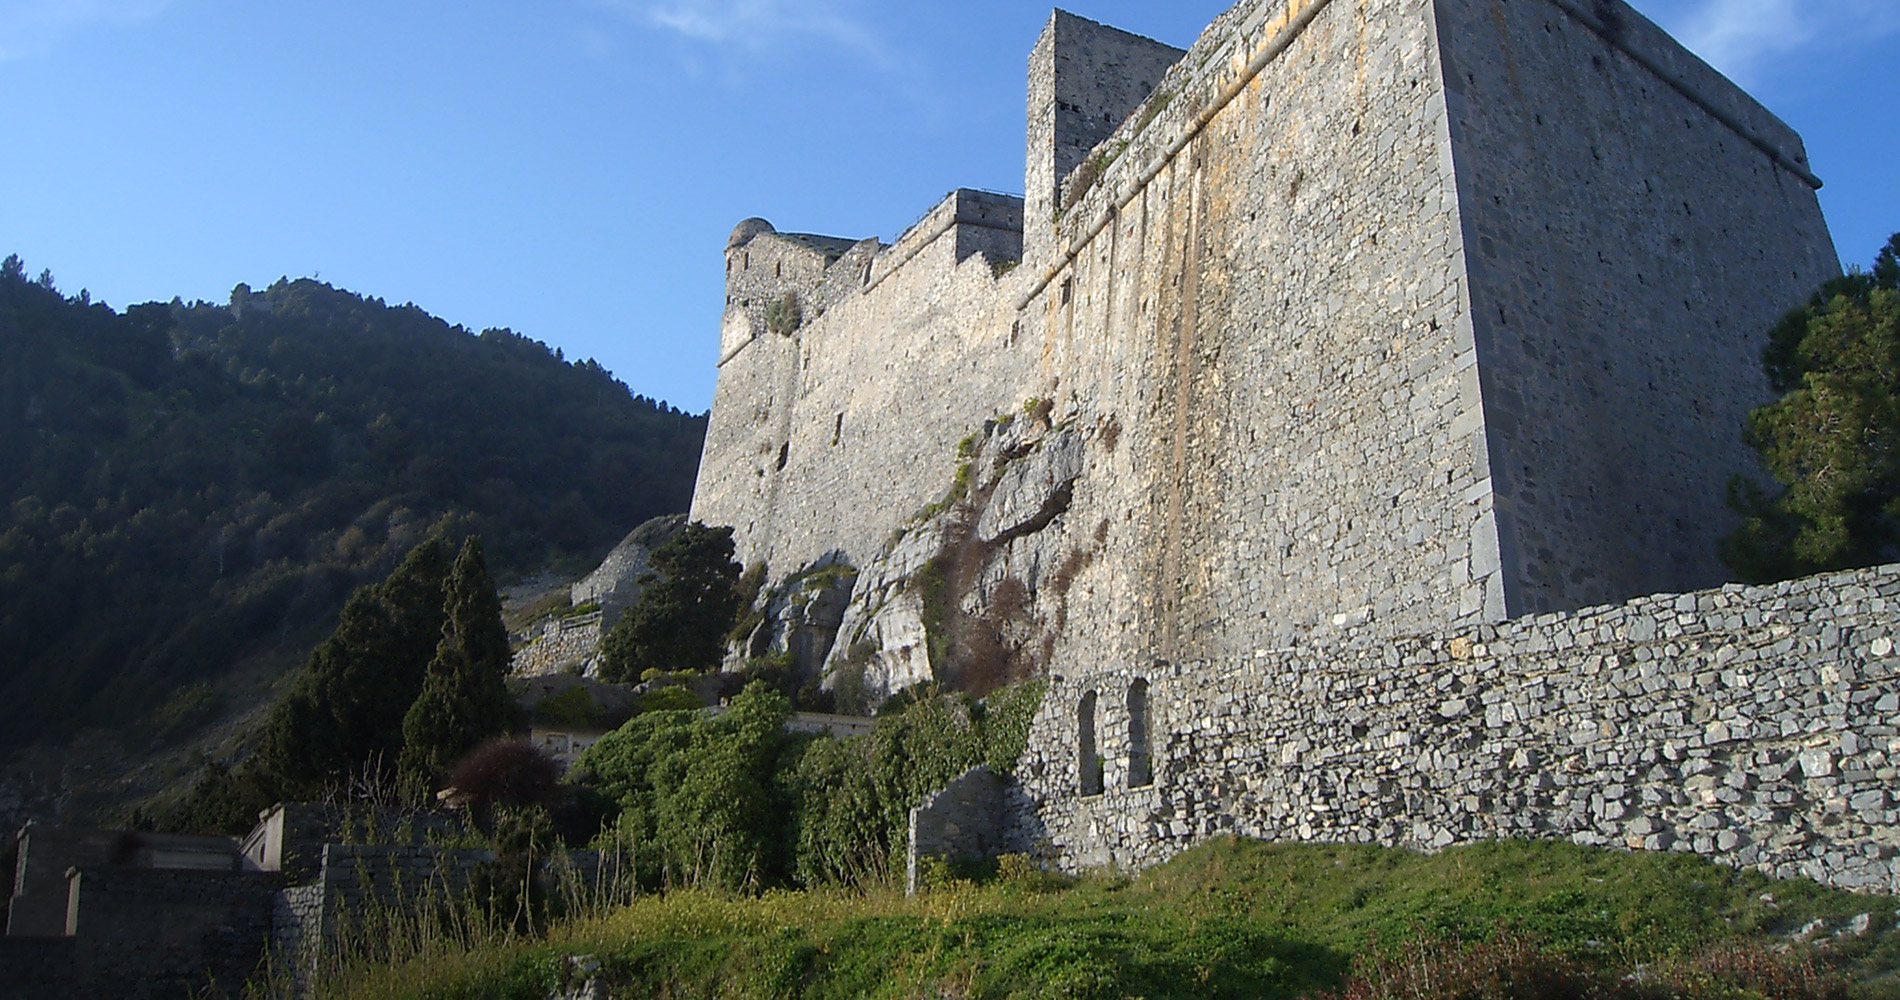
1077, 691, 1102, 795
1127, 679, 1152, 788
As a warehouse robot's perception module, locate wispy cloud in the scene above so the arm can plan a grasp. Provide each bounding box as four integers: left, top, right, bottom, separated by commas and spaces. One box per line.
595, 0, 899, 72
1659, 0, 1900, 85
0, 0, 169, 61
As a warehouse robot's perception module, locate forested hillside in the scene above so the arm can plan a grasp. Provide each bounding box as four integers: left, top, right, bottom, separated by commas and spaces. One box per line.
0, 257, 704, 757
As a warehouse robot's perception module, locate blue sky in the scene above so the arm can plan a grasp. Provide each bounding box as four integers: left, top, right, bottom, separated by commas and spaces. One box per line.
1, 0, 1894, 413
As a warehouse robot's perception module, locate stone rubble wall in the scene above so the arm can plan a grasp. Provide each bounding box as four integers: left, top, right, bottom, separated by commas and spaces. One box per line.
64, 866, 283, 999
270, 884, 324, 993
1012, 563, 1900, 893
0, 937, 73, 999
906, 766, 1008, 894
511, 612, 603, 678
310, 843, 493, 917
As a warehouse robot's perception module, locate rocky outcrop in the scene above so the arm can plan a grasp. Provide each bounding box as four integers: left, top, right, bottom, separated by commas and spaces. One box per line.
818, 411, 1110, 708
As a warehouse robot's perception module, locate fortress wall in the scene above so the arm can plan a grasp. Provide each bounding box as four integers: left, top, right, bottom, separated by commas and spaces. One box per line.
1434, 0, 1839, 615
1022, 0, 1501, 674
1024, 13, 1185, 264
694, 199, 1043, 577
1012, 562, 1900, 893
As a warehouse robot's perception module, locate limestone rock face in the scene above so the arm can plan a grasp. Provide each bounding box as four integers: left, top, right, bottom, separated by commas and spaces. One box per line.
735, 563, 859, 679
819, 412, 1105, 707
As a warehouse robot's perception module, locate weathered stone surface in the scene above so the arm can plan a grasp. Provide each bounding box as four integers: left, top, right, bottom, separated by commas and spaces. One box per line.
692, 0, 1852, 887
1015, 564, 1900, 893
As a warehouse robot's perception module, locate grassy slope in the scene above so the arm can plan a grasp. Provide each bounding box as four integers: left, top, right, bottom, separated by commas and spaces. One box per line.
326, 837, 1900, 999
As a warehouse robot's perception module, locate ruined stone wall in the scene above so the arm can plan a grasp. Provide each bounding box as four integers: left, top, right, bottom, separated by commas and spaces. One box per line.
1436, 0, 1839, 614
0, 937, 73, 999
1012, 563, 1900, 893
66, 867, 282, 998
906, 766, 1008, 894
510, 612, 602, 678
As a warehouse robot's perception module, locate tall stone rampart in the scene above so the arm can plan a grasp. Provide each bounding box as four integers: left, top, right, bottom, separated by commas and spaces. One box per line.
691, 189, 1040, 580
1012, 563, 1900, 892
691, 0, 1846, 877
1433, 0, 1837, 614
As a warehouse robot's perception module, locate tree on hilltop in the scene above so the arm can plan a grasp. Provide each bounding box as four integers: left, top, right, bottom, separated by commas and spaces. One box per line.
400, 536, 515, 785
1722, 233, 1900, 581
597, 522, 743, 682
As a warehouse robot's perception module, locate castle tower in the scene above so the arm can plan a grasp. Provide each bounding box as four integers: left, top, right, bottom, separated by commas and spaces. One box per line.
1023, 12, 1185, 267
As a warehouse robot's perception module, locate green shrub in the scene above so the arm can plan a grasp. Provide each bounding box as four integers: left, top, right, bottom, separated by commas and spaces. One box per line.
532, 687, 601, 729
764, 292, 802, 335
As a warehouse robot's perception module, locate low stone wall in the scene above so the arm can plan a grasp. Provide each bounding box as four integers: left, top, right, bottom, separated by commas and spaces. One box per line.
1012, 564, 1900, 892
67, 866, 283, 999
314, 844, 493, 917
512, 613, 604, 677
907, 766, 1007, 893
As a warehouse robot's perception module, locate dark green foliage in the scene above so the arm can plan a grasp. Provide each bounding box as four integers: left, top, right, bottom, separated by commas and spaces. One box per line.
257, 535, 451, 796
633, 684, 704, 714
1723, 234, 1900, 581
571, 683, 797, 890
596, 522, 743, 682
570, 680, 1043, 891
447, 740, 561, 829
726, 561, 767, 644
401, 537, 515, 785
128, 756, 281, 836
0, 263, 703, 755
530, 687, 603, 729
1311, 929, 1849, 1000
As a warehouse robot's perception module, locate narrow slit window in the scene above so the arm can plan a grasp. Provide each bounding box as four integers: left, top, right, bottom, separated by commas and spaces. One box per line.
1078, 690, 1102, 795
1127, 679, 1152, 788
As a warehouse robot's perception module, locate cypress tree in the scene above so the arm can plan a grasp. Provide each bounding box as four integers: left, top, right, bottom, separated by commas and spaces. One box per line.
400, 536, 514, 785
257, 535, 450, 795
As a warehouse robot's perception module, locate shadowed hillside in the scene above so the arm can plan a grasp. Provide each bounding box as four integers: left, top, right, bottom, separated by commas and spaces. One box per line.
0, 259, 703, 814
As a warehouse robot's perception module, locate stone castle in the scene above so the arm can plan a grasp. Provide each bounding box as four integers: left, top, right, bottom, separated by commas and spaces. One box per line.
692, 0, 1900, 890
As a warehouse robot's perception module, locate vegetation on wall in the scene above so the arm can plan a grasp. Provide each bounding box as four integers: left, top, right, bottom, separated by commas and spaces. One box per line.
1723, 233, 1900, 581
0, 259, 705, 757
